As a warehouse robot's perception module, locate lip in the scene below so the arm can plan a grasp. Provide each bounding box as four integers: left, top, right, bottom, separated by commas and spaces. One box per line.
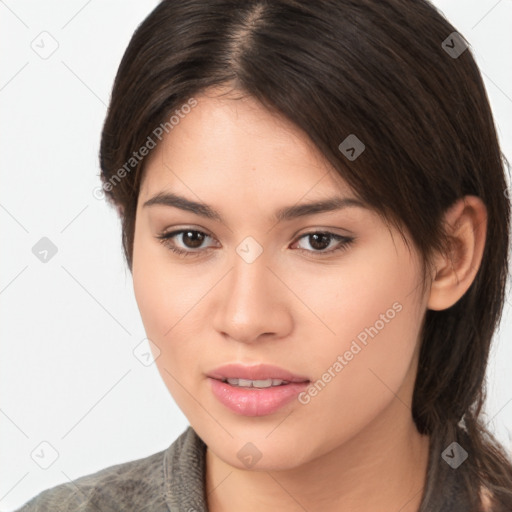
208, 378, 309, 416
206, 363, 310, 383
206, 363, 310, 417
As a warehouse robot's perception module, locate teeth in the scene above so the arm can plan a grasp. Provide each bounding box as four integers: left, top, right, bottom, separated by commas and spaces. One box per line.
225, 378, 288, 388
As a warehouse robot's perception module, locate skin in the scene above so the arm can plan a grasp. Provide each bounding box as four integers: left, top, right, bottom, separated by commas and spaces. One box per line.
131, 86, 487, 512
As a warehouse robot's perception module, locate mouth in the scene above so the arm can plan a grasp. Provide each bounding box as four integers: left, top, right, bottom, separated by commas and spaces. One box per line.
215, 377, 300, 388
206, 363, 311, 416
207, 362, 310, 384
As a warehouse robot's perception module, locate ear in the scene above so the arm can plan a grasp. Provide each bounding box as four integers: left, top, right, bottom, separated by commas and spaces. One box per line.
427, 195, 487, 311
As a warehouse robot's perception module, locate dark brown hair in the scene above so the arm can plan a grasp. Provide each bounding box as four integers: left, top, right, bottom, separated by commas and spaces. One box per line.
99, 0, 512, 509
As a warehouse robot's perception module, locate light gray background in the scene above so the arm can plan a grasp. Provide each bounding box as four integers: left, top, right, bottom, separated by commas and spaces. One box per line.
1, 1, 511, 510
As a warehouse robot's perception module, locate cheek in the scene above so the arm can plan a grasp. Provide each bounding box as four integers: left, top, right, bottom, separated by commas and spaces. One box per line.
132, 251, 203, 417
309, 304, 420, 448
132, 232, 210, 406
295, 246, 423, 434
132, 228, 201, 339
291, 237, 420, 358
132, 240, 167, 338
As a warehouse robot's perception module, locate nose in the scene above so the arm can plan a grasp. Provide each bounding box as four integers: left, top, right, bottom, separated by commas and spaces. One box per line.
212, 247, 293, 345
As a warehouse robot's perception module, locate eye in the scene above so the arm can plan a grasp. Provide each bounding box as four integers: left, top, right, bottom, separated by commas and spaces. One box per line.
156, 228, 217, 258
293, 231, 354, 256
156, 228, 354, 258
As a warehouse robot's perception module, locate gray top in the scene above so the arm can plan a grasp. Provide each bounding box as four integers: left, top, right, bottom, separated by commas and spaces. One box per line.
14, 426, 209, 512
14, 426, 472, 511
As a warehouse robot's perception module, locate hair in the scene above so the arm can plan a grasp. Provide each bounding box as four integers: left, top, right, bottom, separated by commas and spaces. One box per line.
98, 0, 512, 509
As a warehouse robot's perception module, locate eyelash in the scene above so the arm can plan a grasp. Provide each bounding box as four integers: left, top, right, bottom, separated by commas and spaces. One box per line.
156, 228, 354, 259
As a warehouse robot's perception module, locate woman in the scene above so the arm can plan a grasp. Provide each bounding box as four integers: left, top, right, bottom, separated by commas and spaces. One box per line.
16, 0, 512, 510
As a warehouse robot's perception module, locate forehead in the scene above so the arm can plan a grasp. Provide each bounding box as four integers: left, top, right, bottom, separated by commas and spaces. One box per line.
139, 89, 353, 199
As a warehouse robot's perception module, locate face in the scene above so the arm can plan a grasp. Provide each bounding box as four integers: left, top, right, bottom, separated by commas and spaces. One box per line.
132, 87, 429, 471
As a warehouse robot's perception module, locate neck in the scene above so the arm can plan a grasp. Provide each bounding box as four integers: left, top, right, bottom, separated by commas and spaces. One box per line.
205, 400, 431, 512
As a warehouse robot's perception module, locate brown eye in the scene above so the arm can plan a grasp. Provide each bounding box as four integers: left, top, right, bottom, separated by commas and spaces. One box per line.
295, 232, 354, 255
156, 229, 216, 258
305, 233, 332, 251
179, 230, 207, 249
156, 228, 354, 259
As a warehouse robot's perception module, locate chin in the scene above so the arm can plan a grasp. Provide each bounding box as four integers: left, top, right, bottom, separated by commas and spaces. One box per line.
206, 432, 317, 472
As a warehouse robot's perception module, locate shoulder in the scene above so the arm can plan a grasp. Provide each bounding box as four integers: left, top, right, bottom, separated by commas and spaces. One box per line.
14, 443, 170, 512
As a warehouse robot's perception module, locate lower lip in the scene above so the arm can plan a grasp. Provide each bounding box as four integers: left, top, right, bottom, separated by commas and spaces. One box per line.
208, 378, 309, 416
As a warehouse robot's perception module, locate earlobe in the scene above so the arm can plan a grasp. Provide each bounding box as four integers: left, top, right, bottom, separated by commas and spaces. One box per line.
427, 196, 487, 311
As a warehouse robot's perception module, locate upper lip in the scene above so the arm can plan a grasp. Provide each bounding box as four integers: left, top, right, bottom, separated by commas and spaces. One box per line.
207, 363, 310, 383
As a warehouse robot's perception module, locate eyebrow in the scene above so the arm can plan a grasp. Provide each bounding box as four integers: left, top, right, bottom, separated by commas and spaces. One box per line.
142, 191, 366, 223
